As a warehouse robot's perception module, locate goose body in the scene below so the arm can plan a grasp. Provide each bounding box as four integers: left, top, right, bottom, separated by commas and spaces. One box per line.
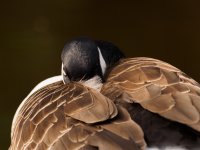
101, 57, 200, 149
10, 38, 200, 150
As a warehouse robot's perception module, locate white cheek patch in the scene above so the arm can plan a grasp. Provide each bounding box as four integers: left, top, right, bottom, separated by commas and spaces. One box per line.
97, 47, 107, 75
61, 63, 70, 84
61, 63, 67, 76
61, 63, 65, 83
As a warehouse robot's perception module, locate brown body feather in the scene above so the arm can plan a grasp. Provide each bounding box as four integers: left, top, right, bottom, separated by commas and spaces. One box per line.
10, 81, 145, 150
102, 57, 200, 149
10, 57, 200, 149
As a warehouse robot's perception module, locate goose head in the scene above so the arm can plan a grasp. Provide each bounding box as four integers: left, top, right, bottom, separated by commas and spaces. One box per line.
61, 37, 124, 86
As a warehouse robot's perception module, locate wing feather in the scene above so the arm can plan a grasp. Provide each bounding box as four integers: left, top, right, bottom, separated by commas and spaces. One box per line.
10, 80, 145, 150
102, 57, 200, 132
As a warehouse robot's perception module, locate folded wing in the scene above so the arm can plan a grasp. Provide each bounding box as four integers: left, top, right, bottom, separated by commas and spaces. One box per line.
10, 81, 145, 150
102, 57, 200, 132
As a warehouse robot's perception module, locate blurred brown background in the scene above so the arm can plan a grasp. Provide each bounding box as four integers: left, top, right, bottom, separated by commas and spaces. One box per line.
1, 0, 200, 149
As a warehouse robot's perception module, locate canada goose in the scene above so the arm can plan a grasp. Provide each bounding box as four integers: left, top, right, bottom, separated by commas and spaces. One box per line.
10, 38, 200, 150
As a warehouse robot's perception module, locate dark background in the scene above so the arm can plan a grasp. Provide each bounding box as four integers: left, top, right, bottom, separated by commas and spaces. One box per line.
1, 1, 200, 149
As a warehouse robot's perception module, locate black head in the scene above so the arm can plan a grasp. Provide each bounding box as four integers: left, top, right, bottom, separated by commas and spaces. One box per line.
61, 37, 124, 83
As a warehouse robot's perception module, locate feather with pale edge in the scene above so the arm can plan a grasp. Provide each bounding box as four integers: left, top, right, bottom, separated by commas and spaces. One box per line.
10, 81, 145, 150
102, 57, 200, 132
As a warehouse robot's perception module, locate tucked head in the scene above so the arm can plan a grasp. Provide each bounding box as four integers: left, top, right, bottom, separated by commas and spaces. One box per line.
61, 37, 124, 83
